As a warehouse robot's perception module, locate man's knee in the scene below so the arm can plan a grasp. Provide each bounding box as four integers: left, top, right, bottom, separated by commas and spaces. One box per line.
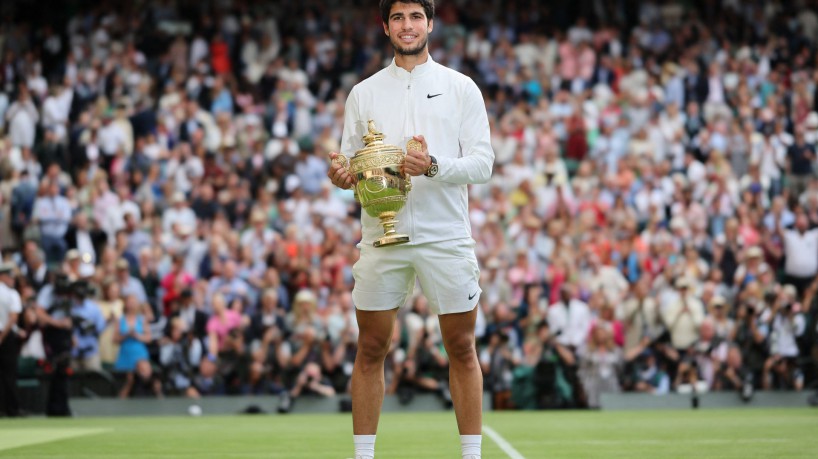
357, 333, 391, 367
445, 334, 477, 368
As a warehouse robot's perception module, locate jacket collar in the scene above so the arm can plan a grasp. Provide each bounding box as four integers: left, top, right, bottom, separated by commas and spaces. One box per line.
387, 54, 435, 80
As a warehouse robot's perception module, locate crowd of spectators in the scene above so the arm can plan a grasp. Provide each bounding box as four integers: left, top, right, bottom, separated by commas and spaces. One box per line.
2, 0, 818, 412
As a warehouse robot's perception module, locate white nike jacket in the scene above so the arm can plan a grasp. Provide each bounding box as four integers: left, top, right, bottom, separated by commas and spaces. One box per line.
341, 56, 495, 246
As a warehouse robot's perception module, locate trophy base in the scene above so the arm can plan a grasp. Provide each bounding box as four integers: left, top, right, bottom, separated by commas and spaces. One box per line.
373, 234, 410, 248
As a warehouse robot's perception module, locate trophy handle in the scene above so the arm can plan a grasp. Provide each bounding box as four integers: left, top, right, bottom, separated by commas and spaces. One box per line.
404, 140, 422, 192
332, 153, 357, 200
332, 153, 350, 170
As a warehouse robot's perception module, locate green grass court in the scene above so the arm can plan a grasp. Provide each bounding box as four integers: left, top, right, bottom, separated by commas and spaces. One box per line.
0, 408, 815, 458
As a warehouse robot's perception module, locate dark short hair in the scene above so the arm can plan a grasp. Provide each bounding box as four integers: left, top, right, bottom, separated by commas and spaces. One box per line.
380, 0, 435, 23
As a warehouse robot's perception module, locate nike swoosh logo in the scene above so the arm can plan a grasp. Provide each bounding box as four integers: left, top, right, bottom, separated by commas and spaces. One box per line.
427, 93, 442, 99
468, 291, 478, 300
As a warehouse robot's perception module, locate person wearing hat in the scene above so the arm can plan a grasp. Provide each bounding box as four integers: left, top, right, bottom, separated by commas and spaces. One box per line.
0, 262, 23, 417
162, 191, 197, 235
661, 276, 705, 353
709, 296, 735, 341
63, 249, 82, 280
733, 245, 769, 289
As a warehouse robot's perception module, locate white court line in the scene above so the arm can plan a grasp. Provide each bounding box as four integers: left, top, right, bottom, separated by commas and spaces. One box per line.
483, 425, 526, 459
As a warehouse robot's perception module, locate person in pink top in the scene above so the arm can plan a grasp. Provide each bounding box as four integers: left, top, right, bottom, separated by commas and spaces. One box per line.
206, 293, 247, 359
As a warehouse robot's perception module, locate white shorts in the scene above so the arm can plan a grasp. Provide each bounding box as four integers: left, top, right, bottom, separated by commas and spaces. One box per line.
352, 238, 482, 315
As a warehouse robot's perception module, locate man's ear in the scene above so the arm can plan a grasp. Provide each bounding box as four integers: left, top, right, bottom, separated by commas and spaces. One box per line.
427, 18, 434, 34
383, 22, 389, 36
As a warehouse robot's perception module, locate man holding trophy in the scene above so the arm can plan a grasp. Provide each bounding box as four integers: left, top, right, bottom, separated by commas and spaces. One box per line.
327, 1, 494, 458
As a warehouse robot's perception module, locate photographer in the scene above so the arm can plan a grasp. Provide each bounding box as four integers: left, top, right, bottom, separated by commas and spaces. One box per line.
479, 329, 521, 410
733, 300, 770, 390
661, 277, 705, 363
675, 319, 726, 392
763, 285, 805, 390
246, 289, 288, 394
159, 317, 203, 397
35, 272, 75, 416
67, 280, 106, 372
527, 319, 576, 409
0, 263, 23, 417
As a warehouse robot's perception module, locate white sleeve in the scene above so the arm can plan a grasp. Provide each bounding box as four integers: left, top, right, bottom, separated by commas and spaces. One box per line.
10, 290, 22, 314
432, 80, 494, 185
340, 87, 363, 158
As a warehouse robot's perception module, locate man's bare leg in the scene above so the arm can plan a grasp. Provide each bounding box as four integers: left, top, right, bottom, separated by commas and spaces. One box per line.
352, 307, 399, 435
438, 306, 482, 434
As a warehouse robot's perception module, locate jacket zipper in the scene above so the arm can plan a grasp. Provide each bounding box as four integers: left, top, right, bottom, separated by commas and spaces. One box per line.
407, 72, 415, 243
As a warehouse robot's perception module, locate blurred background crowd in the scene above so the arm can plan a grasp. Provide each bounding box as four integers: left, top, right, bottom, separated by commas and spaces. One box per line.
2, 0, 818, 414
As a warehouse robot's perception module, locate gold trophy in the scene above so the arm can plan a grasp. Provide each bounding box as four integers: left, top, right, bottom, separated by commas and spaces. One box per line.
333, 120, 415, 247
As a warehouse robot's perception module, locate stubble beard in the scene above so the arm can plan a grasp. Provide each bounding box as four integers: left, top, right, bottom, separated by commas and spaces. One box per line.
391, 35, 428, 56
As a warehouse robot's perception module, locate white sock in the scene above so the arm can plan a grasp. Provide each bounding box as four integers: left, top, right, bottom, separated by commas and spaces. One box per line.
354, 434, 376, 459
461, 434, 482, 458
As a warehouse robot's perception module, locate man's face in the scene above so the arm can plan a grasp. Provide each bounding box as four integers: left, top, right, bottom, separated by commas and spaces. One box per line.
383, 2, 432, 57
796, 215, 808, 232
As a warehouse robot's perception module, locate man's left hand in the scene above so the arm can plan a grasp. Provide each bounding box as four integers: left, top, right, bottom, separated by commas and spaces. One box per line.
403, 135, 431, 176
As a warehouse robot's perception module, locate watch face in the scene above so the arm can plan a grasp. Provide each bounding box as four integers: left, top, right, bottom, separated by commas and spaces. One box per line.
428, 164, 439, 176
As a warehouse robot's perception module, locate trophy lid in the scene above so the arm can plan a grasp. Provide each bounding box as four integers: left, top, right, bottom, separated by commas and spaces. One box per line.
362, 120, 385, 146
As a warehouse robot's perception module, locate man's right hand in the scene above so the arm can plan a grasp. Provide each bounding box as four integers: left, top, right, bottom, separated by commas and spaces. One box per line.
327, 152, 356, 190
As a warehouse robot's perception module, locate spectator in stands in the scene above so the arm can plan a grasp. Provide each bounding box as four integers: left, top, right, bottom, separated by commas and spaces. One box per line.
31, 179, 72, 265
764, 285, 806, 390
206, 293, 247, 361
0, 263, 23, 417
777, 214, 818, 295
662, 277, 706, 355
159, 317, 203, 397
480, 329, 521, 410
113, 294, 151, 372
119, 359, 163, 399
97, 278, 124, 368
579, 323, 622, 408
69, 280, 106, 372
528, 319, 576, 409
548, 284, 592, 352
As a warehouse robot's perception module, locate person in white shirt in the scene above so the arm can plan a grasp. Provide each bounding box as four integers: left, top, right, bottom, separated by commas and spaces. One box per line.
661, 277, 706, 352
778, 214, 818, 295
0, 262, 23, 417
764, 286, 806, 390
41, 84, 73, 142
5, 87, 39, 149
162, 192, 197, 234
618, 276, 663, 353
97, 111, 128, 164
547, 284, 592, 351
32, 180, 73, 264
240, 211, 278, 265
326, 2, 493, 458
